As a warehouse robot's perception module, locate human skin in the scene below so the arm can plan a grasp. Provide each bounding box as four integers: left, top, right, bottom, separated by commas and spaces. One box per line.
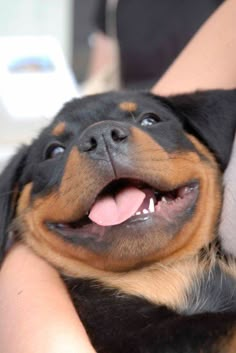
0, 244, 95, 353
152, 0, 236, 95
87, 31, 117, 78
1, 1, 236, 352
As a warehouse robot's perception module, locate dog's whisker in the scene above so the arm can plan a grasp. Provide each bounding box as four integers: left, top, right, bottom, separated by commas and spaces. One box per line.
129, 111, 137, 123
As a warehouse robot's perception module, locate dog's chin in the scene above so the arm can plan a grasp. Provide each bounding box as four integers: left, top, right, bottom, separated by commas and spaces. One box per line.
45, 178, 199, 266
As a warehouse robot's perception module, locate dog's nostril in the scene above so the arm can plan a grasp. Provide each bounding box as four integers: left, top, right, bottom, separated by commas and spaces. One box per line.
111, 128, 128, 142
89, 137, 97, 151
82, 137, 97, 152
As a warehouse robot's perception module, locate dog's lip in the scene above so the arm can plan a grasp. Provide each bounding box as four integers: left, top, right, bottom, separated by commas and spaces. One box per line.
46, 179, 199, 239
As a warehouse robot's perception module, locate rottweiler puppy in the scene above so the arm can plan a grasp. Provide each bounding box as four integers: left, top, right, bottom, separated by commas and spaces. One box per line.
1, 90, 236, 353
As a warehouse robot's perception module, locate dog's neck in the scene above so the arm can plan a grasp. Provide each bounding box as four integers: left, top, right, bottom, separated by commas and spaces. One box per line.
59, 241, 230, 312
21, 226, 236, 315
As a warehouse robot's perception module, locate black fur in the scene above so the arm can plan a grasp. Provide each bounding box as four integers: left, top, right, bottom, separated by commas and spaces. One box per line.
1, 89, 236, 353
65, 276, 236, 353
168, 90, 236, 170
0, 146, 29, 258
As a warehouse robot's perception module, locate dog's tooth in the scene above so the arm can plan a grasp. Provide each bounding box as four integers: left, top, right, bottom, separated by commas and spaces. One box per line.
148, 197, 155, 213
143, 209, 149, 214
57, 223, 66, 228
162, 196, 167, 203
135, 211, 141, 215
178, 184, 198, 198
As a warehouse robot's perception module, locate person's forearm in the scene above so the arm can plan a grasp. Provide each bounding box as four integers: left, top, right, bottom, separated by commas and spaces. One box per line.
0, 244, 95, 353
88, 31, 117, 78
153, 0, 236, 96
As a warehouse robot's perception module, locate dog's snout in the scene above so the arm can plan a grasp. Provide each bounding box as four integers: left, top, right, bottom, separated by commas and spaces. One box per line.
78, 121, 130, 154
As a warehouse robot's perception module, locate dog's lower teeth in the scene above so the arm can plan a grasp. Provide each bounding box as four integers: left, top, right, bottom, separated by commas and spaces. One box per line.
178, 184, 197, 198
57, 223, 66, 228
162, 196, 168, 203
54, 184, 197, 227
148, 197, 155, 213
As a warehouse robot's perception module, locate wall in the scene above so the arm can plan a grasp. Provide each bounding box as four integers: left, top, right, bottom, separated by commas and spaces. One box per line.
0, 0, 73, 61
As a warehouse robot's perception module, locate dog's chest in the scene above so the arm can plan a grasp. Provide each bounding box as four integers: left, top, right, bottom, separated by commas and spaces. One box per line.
64, 265, 236, 353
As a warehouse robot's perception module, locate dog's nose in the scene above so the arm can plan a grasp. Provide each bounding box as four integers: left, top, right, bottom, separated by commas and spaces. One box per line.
78, 121, 130, 154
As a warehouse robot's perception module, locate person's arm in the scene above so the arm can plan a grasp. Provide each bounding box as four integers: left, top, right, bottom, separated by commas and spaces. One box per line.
87, 0, 117, 79
87, 31, 117, 78
152, 0, 236, 96
0, 244, 95, 353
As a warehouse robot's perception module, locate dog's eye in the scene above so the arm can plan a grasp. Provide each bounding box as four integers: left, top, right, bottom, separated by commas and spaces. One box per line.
140, 113, 160, 127
45, 144, 65, 159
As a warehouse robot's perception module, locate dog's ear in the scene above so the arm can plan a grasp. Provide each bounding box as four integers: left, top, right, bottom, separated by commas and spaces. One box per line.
167, 89, 236, 171
0, 146, 29, 261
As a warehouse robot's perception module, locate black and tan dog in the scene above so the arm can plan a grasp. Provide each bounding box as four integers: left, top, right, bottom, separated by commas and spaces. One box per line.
1, 90, 236, 352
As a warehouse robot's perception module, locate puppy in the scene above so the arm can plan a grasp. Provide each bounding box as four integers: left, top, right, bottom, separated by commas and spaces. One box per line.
1, 90, 236, 353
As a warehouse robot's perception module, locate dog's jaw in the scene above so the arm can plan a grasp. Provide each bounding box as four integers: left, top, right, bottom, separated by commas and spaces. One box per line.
46, 180, 199, 244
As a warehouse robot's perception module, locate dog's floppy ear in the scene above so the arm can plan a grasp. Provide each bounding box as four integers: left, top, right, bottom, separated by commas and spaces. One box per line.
0, 146, 29, 261
167, 89, 236, 171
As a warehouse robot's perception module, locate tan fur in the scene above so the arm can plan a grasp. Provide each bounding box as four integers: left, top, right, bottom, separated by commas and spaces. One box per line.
119, 101, 137, 112
16, 126, 222, 307
52, 122, 66, 136
16, 179, 197, 309
218, 329, 236, 353
130, 128, 221, 260
17, 230, 201, 311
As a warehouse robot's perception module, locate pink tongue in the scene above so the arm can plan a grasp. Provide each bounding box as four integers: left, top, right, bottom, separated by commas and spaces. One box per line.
88, 187, 145, 226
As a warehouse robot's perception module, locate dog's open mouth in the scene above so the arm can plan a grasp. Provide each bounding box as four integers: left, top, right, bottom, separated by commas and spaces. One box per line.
47, 179, 199, 239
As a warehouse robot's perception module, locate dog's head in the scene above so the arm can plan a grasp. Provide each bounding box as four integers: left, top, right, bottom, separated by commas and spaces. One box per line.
0, 90, 235, 273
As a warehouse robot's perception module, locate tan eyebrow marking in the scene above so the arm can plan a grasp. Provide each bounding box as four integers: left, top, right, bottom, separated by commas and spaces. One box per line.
52, 122, 66, 136
119, 101, 137, 112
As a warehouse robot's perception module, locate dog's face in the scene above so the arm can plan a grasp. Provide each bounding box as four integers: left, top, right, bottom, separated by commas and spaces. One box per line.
0, 90, 235, 274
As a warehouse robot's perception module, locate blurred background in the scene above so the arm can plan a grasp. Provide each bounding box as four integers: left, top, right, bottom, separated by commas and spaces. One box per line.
0, 0, 97, 170
0, 0, 97, 88
0, 0, 222, 170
